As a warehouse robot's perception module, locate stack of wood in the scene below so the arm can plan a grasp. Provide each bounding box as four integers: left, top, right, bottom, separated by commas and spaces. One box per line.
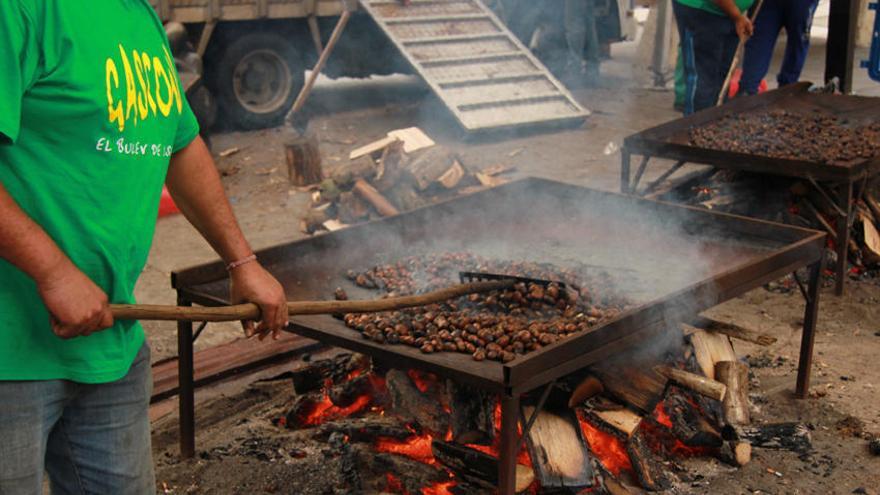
294, 127, 515, 234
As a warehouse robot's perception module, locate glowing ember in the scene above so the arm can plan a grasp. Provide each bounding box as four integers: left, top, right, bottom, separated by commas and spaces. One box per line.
653, 402, 673, 428
407, 369, 437, 394
421, 481, 456, 495
577, 416, 632, 476
385, 473, 407, 493
645, 402, 713, 457
300, 393, 373, 426
375, 433, 437, 465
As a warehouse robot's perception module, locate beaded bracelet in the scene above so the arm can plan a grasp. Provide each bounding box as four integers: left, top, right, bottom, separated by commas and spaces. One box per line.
226, 254, 257, 272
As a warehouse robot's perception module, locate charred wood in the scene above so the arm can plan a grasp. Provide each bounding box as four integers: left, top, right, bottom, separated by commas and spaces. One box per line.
315, 417, 413, 443
626, 429, 673, 492
385, 369, 449, 435
691, 316, 777, 346
738, 422, 812, 453
568, 375, 605, 408
664, 386, 723, 448
431, 440, 534, 493
718, 440, 752, 467
328, 373, 380, 409
448, 380, 495, 444
590, 360, 667, 414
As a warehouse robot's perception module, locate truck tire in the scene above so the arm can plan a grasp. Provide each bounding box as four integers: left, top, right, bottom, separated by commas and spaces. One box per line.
213, 33, 304, 129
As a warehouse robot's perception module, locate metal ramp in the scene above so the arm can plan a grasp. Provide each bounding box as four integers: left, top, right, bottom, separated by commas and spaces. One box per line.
359, 0, 590, 133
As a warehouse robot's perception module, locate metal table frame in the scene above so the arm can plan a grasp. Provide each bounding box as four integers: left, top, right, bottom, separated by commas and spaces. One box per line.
620, 83, 880, 296
171, 179, 825, 494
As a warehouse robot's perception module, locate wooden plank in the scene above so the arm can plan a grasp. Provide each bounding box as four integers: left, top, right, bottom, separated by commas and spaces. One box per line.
150, 332, 319, 402
522, 406, 593, 490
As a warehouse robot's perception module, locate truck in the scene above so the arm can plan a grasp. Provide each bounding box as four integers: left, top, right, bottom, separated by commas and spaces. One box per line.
151, 0, 635, 130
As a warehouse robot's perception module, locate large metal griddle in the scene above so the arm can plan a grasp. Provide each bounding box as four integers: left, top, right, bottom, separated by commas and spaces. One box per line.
621, 83, 880, 294
172, 178, 825, 494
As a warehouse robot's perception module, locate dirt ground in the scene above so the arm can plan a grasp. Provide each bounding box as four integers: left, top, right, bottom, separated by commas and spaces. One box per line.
146, 45, 880, 493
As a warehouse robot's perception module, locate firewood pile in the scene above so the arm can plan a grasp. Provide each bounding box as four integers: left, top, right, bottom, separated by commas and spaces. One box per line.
688, 110, 880, 165
269, 315, 812, 494
338, 253, 631, 362
295, 128, 514, 234
660, 171, 880, 280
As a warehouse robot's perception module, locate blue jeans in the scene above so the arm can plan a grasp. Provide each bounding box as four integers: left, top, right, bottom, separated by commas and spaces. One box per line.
741, 0, 819, 94
0, 343, 154, 495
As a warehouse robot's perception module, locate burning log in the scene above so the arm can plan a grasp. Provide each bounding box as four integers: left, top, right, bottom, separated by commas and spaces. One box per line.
626, 429, 673, 492
431, 441, 534, 493
353, 178, 400, 217
568, 375, 605, 407
285, 132, 323, 186
316, 417, 413, 443
385, 369, 449, 435
683, 326, 737, 380
522, 405, 594, 490
714, 360, 750, 425
738, 423, 812, 453
663, 386, 723, 448
655, 365, 727, 402
328, 373, 381, 409
586, 408, 643, 439
290, 353, 366, 394
448, 380, 495, 444
692, 316, 777, 346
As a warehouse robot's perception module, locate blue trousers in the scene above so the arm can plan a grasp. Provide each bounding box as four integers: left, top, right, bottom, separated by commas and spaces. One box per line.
673, 1, 740, 114
0, 344, 154, 495
740, 0, 819, 94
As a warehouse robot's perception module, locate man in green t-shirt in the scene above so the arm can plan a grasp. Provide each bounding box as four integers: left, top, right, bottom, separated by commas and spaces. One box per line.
673, 0, 755, 113
0, 2, 288, 493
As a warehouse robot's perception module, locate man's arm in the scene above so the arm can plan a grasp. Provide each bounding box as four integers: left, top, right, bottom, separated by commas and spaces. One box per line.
712, 0, 754, 39
0, 182, 113, 338
165, 136, 288, 339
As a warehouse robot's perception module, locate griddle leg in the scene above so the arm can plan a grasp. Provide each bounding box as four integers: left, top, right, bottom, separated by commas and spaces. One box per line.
498, 394, 520, 495
177, 296, 196, 458
835, 182, 853, 296
621, 149, 631, 194
796, 257, 824, 398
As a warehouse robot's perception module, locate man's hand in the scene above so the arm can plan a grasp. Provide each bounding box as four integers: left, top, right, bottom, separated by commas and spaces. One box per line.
36, 261, 113, 339
734, 13, 754, 40
229, 262, 288, 340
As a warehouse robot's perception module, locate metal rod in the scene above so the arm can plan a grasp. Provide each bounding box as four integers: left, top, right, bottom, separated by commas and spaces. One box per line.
177, 296, 196, 459
192, 321, 208, 342
620, 149, 632, 194
806, 176, 847, 218
641, 160, 684, 196
498, 394, 520, 495
796, 256, 824, 398
835, 182, 853, 295
630, 156, 650, 194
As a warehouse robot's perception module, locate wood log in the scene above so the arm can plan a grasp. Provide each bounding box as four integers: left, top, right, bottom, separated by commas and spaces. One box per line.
626, 429, 673, 492
714, 361, 750, 425
655, 365, 727, 402
692, 316, 777, 346
337, 191, 370, 224
431, 440, 534, 493
522, 406, 593, 490
738, 422, 812, 453
404, 147, 461, 191
373, 140, 407, 192
353, 178, 400, 217
290, 352, 357, 394
664, 386, 723, 448
590, 359, 667, 414
588, 408, 642, 438
285, 132, 323, 186
568, 375, 605, 407
448, 380, 495, 444
718, 440, 752, 467
315, 417, 413, 442
328, 373, 378, 408
386, 369, 449, 435
331, 155, 376, 188
683, 326, 737, 380
865, 192, 880, 224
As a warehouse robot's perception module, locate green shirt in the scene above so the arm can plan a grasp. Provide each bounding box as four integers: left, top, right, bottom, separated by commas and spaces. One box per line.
676, 0, 754, 17
0, 0, 199, 383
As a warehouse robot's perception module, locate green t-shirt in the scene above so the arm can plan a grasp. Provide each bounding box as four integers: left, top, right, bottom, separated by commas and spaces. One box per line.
676, 0, 754, 17
0, 0, 199, 383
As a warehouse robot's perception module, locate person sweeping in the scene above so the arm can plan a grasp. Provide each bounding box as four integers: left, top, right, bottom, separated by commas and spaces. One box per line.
0, 1, 287, 493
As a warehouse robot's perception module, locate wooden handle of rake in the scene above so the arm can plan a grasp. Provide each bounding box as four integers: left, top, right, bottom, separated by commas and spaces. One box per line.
109, 279, 514, 322
716, 0, 766, 106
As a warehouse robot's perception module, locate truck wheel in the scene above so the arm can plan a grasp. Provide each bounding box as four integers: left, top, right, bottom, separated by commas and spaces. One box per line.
214, 33, 304, 129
